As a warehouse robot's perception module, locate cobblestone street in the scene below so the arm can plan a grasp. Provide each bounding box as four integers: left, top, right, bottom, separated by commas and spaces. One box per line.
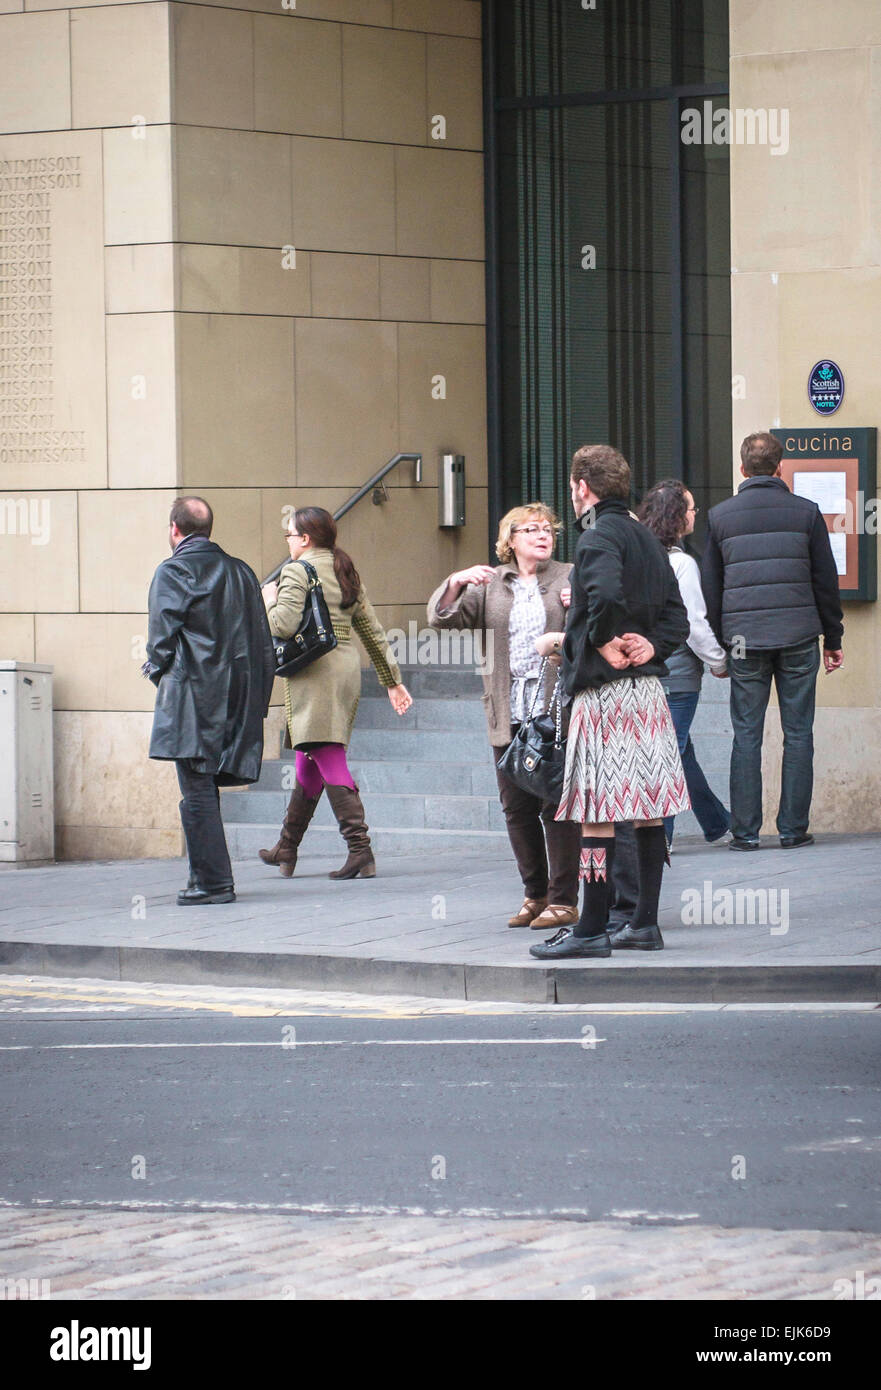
2, 1208, 880, 1301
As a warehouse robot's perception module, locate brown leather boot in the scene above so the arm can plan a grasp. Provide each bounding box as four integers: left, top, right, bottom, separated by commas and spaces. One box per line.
258, 783, 322, 877
325, 783, 376, 879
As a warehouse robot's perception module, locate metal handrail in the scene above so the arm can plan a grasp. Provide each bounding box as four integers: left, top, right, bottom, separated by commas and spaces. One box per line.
262, 452, 422, 584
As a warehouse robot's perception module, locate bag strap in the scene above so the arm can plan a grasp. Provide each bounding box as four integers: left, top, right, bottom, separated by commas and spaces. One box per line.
527, 657, 549, 718
552, 675, 563, 747
527, 656, 564, 747
297, 558, 319, 589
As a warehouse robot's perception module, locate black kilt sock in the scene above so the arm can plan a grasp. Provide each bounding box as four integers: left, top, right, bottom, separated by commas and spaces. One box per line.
575, 836, 615, 938
631, 824, 668, 930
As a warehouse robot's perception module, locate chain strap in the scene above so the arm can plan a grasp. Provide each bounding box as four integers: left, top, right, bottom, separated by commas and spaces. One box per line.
527, 656, 564, 749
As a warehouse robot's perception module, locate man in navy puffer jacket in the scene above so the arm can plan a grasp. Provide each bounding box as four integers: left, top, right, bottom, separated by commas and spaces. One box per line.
702, 432, 844, 850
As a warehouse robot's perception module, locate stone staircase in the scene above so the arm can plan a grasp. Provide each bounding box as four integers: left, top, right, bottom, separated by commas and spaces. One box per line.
221, 666, 733, 860
222, 665, 508, 861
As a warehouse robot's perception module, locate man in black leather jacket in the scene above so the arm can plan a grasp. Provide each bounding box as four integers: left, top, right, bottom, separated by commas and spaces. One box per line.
145, 497, 276, 905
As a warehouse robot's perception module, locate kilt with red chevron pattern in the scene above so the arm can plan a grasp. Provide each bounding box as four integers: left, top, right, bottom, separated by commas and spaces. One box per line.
555, 674, 690, 825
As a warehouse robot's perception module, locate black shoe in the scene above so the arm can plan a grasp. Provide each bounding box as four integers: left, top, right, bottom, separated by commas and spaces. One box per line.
705, 827, 731, 844
609, 923, 664, 951
176, 885, 236, 905
605, 917, 631, 935
779, 833, 814, 849
729, 837, 760, 851
529, 928, 612, 960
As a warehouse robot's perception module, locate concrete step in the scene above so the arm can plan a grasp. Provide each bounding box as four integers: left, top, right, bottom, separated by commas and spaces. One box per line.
356, 696, 486, 732
691, 710, 733, 737
226, 822, 510, 861
348, 726, 489, 763
229, 664, 736, 861
222, 789, 507, 832
253, 758, 499, 797
360, 663, 485, 699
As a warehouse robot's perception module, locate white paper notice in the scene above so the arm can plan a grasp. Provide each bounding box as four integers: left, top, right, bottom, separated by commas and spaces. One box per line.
828, 531, 847, 577
792, 470, 847, 514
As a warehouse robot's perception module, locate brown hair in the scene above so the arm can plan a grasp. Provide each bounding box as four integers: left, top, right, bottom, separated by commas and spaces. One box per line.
170, 496, 213, 537
292, 507, 361, 608
570, 444, 631, 500
740, 432, 782, 477
638, 479, 690, 550
495, 502, 562, 564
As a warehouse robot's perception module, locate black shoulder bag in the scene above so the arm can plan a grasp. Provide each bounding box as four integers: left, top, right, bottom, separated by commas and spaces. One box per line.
273, 559, 338, 677
496, 657, 566, 804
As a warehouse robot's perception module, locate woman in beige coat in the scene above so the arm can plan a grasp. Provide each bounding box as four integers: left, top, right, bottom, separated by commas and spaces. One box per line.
427, 503, 581, 930
260, 506, 412, 879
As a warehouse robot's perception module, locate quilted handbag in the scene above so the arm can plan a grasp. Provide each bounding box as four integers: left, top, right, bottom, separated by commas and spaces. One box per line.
496, 657, 566, 804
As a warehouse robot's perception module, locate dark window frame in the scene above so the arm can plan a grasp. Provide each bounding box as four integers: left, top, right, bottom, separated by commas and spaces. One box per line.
482, 0, 730, 558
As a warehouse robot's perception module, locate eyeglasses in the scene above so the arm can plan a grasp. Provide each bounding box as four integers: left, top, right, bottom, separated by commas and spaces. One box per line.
686, 505, 699, 514
513, 524, 555, 537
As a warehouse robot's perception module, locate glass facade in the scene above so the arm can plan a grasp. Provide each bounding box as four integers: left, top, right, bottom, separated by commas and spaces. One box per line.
486, 0, 731, 555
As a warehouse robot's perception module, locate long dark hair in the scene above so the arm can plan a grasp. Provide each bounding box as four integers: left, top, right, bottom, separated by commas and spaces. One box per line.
294, 507, 361, 608
638, 479, 689, 550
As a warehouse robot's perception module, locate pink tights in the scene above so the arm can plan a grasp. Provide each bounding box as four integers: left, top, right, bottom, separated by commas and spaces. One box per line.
295, 745, 356, 798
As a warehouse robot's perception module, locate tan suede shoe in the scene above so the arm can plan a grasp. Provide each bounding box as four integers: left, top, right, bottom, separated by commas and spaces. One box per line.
507, 897, 548, 928
530, 903, 579, 930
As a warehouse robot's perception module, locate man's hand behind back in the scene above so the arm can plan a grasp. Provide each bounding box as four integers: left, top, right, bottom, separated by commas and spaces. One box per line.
619, 632, 655, 667
598, 636, 632, 670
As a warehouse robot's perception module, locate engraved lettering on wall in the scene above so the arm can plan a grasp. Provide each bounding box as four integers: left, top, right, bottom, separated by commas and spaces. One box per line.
0, 156, 87, 466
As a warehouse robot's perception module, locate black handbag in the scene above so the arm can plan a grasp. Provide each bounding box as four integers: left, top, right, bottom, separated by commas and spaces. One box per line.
273, 559, 338, 677
497, 658, 566, 804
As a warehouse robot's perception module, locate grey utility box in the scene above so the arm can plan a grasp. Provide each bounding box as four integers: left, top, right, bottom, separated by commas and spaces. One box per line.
0, 661, 54, 864
438, 452, 466, 527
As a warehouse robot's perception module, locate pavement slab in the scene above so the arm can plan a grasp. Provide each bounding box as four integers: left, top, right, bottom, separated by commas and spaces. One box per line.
1, 834, 880, 1003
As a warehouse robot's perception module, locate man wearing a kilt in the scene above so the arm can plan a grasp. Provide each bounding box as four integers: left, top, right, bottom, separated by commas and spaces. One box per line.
530, 445, 691, 959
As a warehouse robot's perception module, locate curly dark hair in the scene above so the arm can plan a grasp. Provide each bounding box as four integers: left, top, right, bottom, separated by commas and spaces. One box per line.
638, 479, 689, 550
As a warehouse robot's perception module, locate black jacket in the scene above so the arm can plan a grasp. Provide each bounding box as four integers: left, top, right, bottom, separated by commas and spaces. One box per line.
562, 498, 690, 695
146, 535, 276, 785
701, 475, 844, 651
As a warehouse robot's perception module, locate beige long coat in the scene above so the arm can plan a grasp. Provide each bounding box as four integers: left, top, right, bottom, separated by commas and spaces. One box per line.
427, 558, 572, 747
266, 547, 401, 748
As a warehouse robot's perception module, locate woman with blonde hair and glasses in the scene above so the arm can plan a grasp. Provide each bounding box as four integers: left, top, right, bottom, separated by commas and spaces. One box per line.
427, 503, 581, 930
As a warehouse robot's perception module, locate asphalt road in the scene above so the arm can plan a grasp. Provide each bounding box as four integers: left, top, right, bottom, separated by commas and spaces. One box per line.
1, 982, 879, 1233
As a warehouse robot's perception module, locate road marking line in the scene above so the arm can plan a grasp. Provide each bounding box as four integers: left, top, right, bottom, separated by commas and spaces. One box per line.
0, 980, 674, 1018
0, 984, 285, 1017
0, 1038, 605, 1051
0, 1196, 598, 1220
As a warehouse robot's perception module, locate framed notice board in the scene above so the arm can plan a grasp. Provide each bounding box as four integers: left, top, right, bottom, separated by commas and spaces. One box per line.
772, 427, 877, 601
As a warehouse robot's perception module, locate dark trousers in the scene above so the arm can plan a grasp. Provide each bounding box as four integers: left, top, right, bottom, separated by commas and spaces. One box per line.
606, 820, 638, 928
728, 638, 821, 840
492, 746, 581, 906
176, 760, 234, 891
663, 690, 730, 844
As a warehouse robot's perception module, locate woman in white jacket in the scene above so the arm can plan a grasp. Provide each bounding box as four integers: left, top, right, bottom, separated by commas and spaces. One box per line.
639, 479, 731, 847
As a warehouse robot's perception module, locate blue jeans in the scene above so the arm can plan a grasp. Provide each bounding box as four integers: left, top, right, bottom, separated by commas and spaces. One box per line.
728, 639, 821, 841
663, 690, 730, 844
